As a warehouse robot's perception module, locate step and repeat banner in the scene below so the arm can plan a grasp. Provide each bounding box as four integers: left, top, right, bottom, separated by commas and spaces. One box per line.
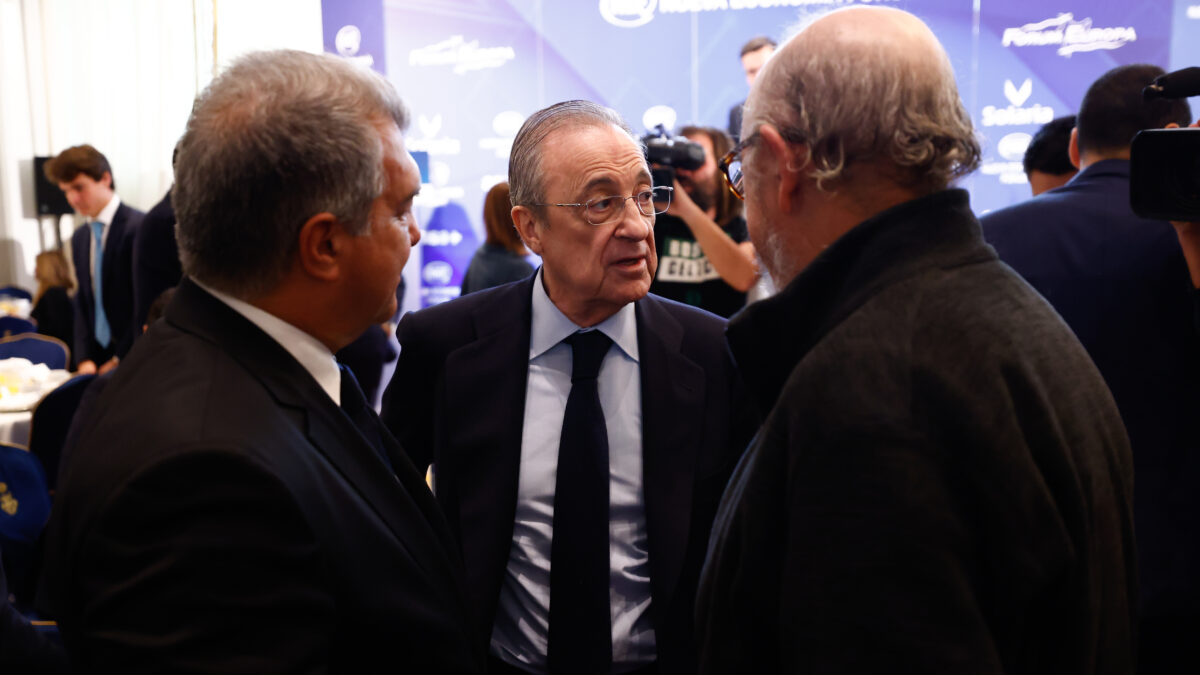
322, 0, 1198, 308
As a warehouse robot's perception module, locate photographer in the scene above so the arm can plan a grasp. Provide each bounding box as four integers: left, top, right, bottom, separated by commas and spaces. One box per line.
650, 125, 757, 317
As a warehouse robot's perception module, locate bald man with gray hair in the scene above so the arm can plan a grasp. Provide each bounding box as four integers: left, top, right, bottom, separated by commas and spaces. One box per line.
696, 7, 1135, 674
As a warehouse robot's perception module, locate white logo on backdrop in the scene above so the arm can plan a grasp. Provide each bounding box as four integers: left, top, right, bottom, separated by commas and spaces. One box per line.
1188, 5, 1200, 19
409, 35, 516, 74
1002, 13, 1137, 57
600, 0, 897, 28
599, 0, 657, 27
336, 25, 361, 56
410, 114, 462, 157
422, 261, 454, 285
997, 132, 1033, 161
642, 105, 678, 132
413, 160, 465, 208
982, 79, 1054, 127
479, 111, 525, 159
1004, 78, 1032, 106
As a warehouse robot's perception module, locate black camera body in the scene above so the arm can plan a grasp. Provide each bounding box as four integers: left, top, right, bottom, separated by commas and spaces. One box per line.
1131, 129, 1200, 221
1130, 66, 1200, 220
643, 126, 705, 193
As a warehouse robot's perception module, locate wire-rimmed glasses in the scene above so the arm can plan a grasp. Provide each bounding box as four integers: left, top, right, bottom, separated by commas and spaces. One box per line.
528, 186, 673, 226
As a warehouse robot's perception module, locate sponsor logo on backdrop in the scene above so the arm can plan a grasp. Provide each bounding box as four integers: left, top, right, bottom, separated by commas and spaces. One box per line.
642, 105, 678, 132
1001, 13, 1137, 57
409, 114, 462, 156
414, 160, 466, 208
333, 25, 375, 68
981, 79, 1055, 127
479, 111, 525, 159
1189, 5, 1200, 19
422, 261, 454, 285
409, 35, 516, 74
980, 132, 1032, 185
599, 0, 897, 27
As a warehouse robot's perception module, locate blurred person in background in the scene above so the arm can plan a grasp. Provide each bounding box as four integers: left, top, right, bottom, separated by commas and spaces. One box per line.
1023, 115, 1078, 196
30, 251, 76, 363
461, 182, 534, 294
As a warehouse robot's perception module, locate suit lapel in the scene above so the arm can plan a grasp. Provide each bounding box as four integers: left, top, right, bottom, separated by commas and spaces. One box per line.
101, 205, 127, 316
441, 279, 532, 625
166, 280, 470, 614
637, 295, 706, 612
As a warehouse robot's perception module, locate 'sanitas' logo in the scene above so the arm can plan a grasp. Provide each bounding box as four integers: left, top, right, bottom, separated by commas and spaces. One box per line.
600, 0, 656, 27
1002, 13, 1137, 57
982, 79, 1054, 127
409, 35, 516, 74
422, 261, 454, 285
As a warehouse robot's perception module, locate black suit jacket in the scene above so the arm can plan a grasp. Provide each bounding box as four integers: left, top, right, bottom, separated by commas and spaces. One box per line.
70, 201, 143, 363
132, 188, 182, 331
381, 276, 752, 675
39, 279, 484, 673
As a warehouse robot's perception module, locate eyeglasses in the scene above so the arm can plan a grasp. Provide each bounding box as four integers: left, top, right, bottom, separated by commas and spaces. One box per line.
528, 186, 673, 226
719, 133, 757, 201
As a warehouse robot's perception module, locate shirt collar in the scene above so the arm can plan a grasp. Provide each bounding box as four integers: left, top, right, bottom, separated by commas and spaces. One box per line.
529, 267, 639, 362
193, 279, 342, 405
90, 193, 121, 228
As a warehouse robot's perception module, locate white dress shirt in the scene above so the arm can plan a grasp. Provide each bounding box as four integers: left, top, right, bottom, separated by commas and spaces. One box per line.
193, 280, 342, 406
491, 269, 656, 672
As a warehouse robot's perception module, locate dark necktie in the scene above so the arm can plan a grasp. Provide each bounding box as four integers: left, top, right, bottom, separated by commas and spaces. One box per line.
548, 330, 613, 675
339, 365, 394, 473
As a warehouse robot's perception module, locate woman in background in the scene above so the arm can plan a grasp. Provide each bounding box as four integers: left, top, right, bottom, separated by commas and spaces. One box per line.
30, 251, 75, 357
460, 182, 534, 295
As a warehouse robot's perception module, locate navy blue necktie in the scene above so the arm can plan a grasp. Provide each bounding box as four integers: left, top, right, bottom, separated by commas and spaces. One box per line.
548, 330, 613, 675
339, 365, 393, 473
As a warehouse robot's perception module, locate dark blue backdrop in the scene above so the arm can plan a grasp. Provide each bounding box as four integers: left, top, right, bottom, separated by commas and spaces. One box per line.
322, 0, 1197, 307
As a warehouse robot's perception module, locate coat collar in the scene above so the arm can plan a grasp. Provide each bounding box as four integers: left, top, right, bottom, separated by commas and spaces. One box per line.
727, 189, 993, 415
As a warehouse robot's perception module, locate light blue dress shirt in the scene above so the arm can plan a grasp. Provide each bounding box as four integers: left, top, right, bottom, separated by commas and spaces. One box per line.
491, 269, 656, 672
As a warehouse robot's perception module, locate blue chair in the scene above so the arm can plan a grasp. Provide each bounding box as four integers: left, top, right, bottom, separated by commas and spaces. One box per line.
29, 374, 96, 492
0, 334, 69, 370
0, 316, 35, 339
0, 286, 32, 302
0, 443, 51, 601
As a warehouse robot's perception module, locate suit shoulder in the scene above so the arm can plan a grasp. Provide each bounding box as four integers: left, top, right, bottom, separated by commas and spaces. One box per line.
643, 292, 727, 333
398, 278, 529, 344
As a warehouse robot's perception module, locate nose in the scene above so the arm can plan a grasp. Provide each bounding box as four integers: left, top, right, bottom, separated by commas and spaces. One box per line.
408, 219, 421, 246
614, 197, 652, 240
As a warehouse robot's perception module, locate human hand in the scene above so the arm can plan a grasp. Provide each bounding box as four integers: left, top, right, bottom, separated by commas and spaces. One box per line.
77, 360, 97, 375
666, 178, 701, 219
97, 356, 120, 375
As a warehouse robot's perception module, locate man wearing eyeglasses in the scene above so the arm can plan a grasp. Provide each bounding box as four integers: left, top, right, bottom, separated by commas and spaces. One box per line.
381, 99, 753, 675
696, 6, 1135, 674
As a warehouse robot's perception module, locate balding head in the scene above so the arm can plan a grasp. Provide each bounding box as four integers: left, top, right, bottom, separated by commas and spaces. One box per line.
746, 6, 979, 194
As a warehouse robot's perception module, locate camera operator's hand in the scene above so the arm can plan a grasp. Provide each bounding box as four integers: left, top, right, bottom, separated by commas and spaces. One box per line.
665, 177, 759, 292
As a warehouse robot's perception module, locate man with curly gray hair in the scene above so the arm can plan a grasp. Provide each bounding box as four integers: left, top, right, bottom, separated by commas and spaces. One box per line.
696, 7, 1136, 674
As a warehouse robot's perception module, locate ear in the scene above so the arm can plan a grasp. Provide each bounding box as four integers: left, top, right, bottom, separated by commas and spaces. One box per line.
1068, 127, 1081, 170
295, 212, 344, 282
512, 205, 544, 256
758, 124, 805, 215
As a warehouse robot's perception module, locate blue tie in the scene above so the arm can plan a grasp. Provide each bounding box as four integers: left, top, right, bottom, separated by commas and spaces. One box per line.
91, 221, 111, 348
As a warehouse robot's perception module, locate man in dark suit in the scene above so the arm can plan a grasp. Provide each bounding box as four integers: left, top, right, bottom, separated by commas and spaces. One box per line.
726, 36, 775, 143
698, 7, 1135, 673
39, 50, 482, 673
381, 100, 751, 675
132, 186, 182, 331
43, 145, 143, 374
981, 64, 1197, 674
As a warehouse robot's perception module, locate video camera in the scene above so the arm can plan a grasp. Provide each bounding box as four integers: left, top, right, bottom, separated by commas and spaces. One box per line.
643, 125, 705, 196
1130, 66, 1200, 220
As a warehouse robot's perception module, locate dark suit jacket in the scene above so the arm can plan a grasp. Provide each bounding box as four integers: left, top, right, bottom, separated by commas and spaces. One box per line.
132, 188, 182, 332
31, 287, 74, 366
39, 279, 484, 673
70, 202, 143, 363
981, 160, 1200, 627
381, 275, 752, 675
